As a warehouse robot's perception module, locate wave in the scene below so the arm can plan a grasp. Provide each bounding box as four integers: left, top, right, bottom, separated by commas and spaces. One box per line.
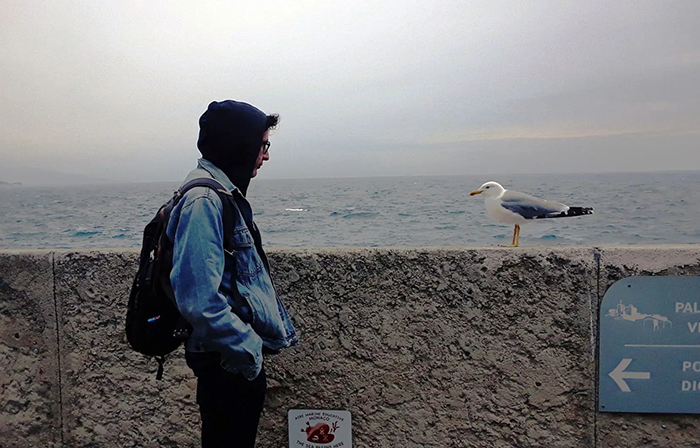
330, 211, 379, 219
74, 231, 100, 237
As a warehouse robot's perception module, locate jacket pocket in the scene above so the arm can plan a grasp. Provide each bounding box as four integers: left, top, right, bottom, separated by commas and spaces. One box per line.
225, 225, 263, 278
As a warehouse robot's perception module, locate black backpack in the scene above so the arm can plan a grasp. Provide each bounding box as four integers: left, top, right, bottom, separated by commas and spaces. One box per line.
126, 177, 236, 379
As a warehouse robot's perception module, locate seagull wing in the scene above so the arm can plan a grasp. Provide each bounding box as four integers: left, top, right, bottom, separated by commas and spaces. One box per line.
500, 190, 569, 219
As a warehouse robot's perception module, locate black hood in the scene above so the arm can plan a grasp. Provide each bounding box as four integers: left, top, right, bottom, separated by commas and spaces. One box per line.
197, 100, 267, 195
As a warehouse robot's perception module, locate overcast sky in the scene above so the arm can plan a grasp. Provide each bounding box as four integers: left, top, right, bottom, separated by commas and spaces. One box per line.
1, 0, 699, 184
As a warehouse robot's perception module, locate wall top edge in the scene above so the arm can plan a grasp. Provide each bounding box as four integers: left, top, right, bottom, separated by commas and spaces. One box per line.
0, 245, 698, 256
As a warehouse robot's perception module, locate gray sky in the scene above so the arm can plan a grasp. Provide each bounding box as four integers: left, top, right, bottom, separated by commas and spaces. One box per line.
1, 0, 699, 184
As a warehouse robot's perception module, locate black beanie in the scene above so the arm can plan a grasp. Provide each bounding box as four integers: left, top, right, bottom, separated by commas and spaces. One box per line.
197, 100, 267, 195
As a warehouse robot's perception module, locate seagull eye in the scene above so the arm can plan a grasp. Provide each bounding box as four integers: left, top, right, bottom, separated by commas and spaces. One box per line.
485, 186, 490, 189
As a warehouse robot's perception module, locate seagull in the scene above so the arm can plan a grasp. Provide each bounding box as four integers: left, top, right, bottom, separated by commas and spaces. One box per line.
469, 181, 593, 247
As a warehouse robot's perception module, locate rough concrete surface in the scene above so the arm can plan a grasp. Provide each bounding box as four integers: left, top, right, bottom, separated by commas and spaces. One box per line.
53, 250, 201, 448
264, 247, 597, 448
0, 253, 60, 448
0, 246, 698, 448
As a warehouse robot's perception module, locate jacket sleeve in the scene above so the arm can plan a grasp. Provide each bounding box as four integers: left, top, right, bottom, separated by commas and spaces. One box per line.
169, 192, 262, 380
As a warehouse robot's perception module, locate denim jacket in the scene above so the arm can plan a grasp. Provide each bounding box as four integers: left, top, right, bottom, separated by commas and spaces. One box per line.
166, 158, 298, 380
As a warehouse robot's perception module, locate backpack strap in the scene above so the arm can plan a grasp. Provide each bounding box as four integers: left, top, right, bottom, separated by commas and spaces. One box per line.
175, 178, 236, 251
167, 177, 247, 313
159, 177, 238, 303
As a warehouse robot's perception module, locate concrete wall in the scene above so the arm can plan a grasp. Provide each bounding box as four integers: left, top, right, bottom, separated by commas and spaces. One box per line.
0, 246, 699, 448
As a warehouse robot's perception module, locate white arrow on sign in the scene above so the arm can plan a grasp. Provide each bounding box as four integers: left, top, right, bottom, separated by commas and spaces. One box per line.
609, 358, 651, 392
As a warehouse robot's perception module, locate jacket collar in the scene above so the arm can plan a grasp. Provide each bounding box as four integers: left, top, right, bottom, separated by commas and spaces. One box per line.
195, 158, 240, 194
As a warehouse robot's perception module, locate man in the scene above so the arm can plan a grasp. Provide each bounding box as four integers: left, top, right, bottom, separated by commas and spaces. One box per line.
166, 100, 298, 447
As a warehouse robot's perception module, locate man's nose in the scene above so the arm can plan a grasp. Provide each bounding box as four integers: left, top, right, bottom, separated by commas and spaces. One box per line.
263, 152, 270, 161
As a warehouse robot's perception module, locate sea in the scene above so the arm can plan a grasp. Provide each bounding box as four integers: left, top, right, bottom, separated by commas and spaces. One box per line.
1, 171, 699, 250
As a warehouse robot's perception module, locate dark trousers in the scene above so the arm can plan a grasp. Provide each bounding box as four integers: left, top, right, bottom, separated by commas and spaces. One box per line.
185, 352, 267, 448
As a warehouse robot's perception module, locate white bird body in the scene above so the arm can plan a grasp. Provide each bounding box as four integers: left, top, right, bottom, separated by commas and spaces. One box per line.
470, 181, 592, 247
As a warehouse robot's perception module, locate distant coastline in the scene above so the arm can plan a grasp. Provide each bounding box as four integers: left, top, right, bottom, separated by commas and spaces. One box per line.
0, 181, 22, 186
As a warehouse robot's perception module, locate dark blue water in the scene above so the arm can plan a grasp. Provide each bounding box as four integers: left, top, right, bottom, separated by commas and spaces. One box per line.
1, 172, 698, 249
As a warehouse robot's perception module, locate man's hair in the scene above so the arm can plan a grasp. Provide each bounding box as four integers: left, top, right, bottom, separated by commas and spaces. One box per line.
266, 114, 279, 131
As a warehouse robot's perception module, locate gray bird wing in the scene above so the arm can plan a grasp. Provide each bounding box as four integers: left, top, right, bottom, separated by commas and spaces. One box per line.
500, 190, 569, 219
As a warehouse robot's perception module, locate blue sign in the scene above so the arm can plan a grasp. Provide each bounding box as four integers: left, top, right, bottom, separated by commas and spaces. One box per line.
599, 276, 700, 413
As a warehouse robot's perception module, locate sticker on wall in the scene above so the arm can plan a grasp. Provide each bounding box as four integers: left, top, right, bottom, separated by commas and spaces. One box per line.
288, 409, 352, 448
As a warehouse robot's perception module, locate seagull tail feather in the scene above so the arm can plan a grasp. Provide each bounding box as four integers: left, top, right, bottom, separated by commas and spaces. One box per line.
566, 207, 594, 217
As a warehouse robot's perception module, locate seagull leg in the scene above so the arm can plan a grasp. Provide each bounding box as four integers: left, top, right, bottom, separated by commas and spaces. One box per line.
500, 225, 519, 247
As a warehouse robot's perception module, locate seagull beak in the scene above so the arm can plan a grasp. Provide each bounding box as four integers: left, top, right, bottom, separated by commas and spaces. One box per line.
469, 190, 482, 196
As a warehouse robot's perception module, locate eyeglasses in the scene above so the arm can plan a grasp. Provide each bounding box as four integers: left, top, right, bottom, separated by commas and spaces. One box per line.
262, 140, 271, 154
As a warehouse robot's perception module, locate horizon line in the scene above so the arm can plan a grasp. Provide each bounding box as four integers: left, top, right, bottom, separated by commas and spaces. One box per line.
5, 168, 700, 187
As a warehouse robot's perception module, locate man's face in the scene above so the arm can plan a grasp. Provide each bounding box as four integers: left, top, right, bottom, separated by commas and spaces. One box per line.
251, 130, 270, 178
